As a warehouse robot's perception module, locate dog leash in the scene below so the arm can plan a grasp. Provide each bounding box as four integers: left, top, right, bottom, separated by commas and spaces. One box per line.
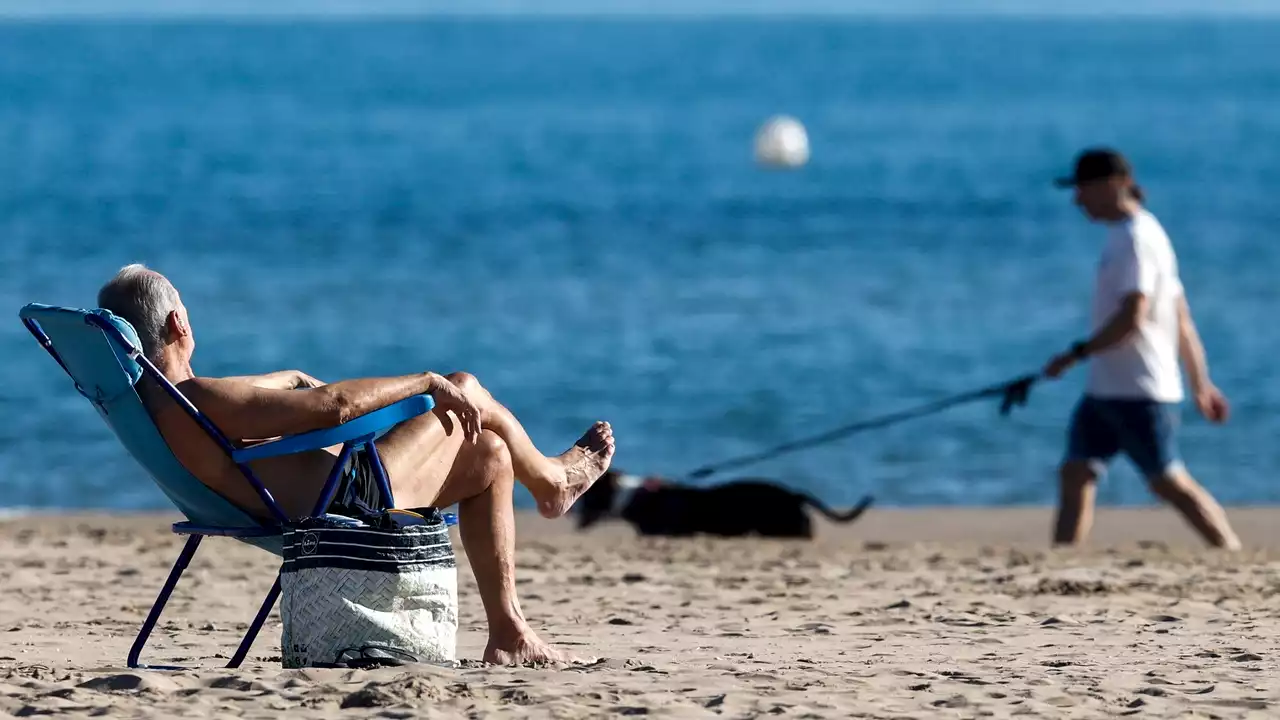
684, 372, 1041, 480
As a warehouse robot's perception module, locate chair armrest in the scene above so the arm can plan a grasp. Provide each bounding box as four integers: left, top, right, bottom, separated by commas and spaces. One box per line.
230, 394, 435, 463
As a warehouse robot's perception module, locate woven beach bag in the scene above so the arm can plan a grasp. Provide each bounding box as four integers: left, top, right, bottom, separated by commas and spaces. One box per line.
280, 509, 458, 669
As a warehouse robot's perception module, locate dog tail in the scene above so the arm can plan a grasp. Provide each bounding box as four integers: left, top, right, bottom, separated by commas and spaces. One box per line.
800, 493, 874, 523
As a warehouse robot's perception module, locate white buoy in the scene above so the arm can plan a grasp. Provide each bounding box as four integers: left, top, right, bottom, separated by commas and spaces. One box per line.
754, 115, 810, 169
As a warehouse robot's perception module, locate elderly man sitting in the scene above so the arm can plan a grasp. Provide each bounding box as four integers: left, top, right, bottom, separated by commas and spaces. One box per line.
97, 263, 616, 665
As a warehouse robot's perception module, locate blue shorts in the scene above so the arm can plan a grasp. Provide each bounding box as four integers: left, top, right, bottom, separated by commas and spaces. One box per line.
1064, 396, 1183, 478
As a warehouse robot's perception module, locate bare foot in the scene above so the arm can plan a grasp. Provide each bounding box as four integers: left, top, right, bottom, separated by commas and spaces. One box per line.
484, 631, 590, 666
535, 421, 616, 519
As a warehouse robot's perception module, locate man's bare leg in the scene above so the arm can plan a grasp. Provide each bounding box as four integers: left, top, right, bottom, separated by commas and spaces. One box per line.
444, 372, 615, 518
384, 420, 581, 665
1148, 468, 1242, 550
1052, 460, 1098, 547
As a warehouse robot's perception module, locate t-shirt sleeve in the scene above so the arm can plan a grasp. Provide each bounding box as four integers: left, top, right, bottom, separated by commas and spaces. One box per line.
1112, 230, 1158, 296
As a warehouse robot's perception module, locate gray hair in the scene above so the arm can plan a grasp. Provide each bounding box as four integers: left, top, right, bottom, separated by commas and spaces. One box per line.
97, 263, 180, 362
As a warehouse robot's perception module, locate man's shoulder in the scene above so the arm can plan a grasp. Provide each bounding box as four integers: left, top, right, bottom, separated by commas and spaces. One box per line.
1108, 210, 1172, 252
173, 375, 214, 393
1129, 209, 1173, 243
173, 375, 253, 404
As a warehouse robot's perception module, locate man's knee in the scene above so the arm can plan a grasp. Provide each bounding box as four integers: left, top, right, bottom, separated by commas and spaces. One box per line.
445, 371, 481, 392
1148, 466, 1194, 501
472, 429, 512, 474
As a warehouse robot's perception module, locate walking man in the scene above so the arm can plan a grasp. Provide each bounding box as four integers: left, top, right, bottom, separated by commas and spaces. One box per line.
1043, 147, 1241, 550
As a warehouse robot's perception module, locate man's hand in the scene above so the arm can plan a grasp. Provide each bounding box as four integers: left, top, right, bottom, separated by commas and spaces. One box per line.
1194, 383, 1230, 424
226, 370, 325, 391
293, 371, 326, 389
426, 373, 482, 443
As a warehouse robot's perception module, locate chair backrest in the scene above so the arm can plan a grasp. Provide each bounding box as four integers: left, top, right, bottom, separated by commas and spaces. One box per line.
19, 304, 270, 535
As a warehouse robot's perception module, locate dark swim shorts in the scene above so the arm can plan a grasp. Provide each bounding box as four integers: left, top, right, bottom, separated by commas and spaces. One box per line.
328, 448, 384, 516
1063, 395, 1184, 478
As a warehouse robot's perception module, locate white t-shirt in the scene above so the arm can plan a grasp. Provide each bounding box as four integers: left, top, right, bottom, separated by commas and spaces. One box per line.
1085, 209, 1185, 402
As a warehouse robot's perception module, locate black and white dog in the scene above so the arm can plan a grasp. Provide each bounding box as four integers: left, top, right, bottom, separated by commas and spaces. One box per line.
575, 469, 874, 539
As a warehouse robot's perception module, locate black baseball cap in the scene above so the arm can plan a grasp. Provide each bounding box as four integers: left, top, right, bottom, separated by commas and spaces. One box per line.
1054, 148, 1133, 188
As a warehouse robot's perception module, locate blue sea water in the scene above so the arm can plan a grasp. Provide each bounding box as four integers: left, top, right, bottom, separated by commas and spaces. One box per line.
1, 17, 1278, 513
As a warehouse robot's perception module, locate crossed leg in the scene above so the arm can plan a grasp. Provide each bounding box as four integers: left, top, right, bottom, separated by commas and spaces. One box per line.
443, 372, 616, 517
371, 373, 614, 664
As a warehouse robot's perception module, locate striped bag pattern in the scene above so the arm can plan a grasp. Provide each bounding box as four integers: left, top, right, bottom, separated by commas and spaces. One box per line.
280, 512, 458, 669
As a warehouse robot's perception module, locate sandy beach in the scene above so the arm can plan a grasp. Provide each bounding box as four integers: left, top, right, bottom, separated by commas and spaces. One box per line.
2, 507, 1279, 719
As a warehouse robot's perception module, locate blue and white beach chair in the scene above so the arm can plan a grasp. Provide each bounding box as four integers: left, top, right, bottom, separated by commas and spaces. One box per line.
19, 303, 451, 669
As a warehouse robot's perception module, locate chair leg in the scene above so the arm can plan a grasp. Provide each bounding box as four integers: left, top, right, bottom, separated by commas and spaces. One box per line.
227, 572, 282, 669
364, 442, 395, 509
128, 535, 203, 669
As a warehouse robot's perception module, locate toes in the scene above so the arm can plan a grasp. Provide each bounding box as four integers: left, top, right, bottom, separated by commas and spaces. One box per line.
580, 422, 615, 453
592, 421, 614, 445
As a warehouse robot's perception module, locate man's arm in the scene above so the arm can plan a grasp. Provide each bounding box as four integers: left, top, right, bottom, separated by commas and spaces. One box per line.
1176, 292, 1230, 422
1045, 292, 1146, 377
1046, 232, 1152, 377
1078, 292, 1147, 357
1176, 294, 1212, 394
181, 372, 445, 442
1080, 232, 1155, 356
